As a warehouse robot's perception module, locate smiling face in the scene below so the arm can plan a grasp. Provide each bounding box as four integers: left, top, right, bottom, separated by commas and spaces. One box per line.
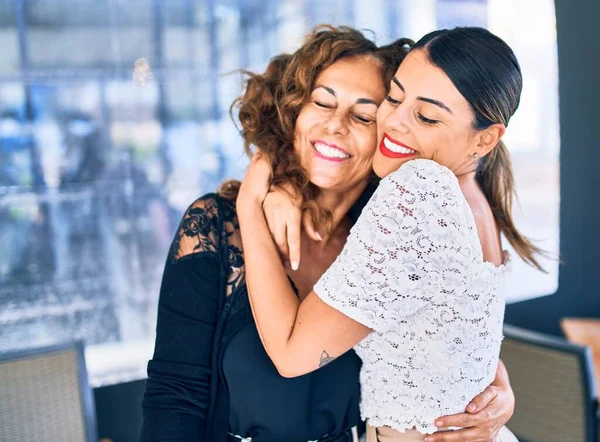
373, 49, 505, 178
294, 55, 386, 192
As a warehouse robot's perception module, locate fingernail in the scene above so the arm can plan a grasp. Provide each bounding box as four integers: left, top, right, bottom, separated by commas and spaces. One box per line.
435, 420, 444, 427
424, 437, 434, 442
316, 232, 323, 241
291, 261, 298, 271
468, 403, 476, 412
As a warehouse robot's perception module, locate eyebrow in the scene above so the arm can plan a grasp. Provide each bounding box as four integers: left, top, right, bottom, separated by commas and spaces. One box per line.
356, 98, 379, 106
391, 76, 453, 114
316, 85, 337, 97
315, 85, 379, 106
417, 96, 453, 114
392, 77, 404, 92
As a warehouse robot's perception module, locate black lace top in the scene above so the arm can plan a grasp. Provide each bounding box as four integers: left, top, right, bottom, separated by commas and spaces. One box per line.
140, 193, 364, 442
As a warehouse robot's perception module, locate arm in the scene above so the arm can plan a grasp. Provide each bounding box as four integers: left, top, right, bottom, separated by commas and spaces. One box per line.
237, 196, 370, 378
237, 155, 433, 377
140, 198, 221, 442
236, 154, 371, 378
241, 156, 516, 441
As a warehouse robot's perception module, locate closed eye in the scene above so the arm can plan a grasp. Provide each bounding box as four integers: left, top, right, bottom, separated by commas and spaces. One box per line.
385, 95, 401, 106
417, 113, 439, 125
314, 101, 334, 109
354, 115, 374, 124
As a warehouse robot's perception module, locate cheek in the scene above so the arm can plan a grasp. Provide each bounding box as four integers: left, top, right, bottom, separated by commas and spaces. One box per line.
414, 126, 451, 156
295, 104, 326, 139
359, 127, 379, 158
292, 132, 303, 158
438, 131, 470, 157
293, 108, 318, 154
294, 108, 311, 137
423, 130, 474, 167
376, 104, 390, 136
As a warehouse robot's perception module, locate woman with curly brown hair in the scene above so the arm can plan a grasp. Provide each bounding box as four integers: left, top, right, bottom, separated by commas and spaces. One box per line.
140, 25, 516, 442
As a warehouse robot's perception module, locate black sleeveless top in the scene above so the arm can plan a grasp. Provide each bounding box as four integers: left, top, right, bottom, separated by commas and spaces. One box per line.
223, 290, 361, 442
141, 192, 373, 442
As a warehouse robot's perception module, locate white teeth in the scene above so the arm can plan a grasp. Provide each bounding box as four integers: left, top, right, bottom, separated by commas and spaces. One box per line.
383, 137, 416, 154
314, 142, 350, 159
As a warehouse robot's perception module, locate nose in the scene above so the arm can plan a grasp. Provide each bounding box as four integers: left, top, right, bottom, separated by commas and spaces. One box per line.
384, 105, 410, 135
323, 112, 349, 136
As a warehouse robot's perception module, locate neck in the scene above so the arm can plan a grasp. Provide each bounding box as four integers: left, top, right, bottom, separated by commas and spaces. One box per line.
314, 181, 368, 240
457, 170, 489, 205
456, 170, 477, 187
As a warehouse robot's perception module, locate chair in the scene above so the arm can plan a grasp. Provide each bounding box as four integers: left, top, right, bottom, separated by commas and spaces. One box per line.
500, 324, 599, 442
0, 341, 98, 442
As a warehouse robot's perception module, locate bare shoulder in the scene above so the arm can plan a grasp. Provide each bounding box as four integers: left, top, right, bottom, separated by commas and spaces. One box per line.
464, 189, 504, 265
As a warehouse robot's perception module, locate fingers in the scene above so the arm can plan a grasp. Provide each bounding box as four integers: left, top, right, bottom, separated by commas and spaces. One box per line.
467, 385, 499, 414
265, 212, 289, 261
424, 427, 487, 442
263, 193, 303, 267
287, 214, 302, 270
302, 213, 322, 242
435, 408, 497, 432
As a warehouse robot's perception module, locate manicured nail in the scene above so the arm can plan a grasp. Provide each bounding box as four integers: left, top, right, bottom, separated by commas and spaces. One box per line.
291, 261, 298, 271
468, 403, 477, 412
435, 420, 444, 427
316, 232, 323, 241
424, 437, 434, 442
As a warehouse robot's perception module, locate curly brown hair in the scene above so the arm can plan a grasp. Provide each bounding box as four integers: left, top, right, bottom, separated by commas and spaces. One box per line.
220, 25, 412, 230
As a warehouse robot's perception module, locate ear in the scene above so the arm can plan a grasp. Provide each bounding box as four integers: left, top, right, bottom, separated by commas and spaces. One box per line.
476, 123, 505, 157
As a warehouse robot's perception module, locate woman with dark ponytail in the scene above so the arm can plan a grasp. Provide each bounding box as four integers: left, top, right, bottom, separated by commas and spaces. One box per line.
237, 26, 537, 442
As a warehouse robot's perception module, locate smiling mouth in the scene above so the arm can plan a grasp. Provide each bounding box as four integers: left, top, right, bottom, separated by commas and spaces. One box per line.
313, 141, 351, 162
379, 134, 418, 158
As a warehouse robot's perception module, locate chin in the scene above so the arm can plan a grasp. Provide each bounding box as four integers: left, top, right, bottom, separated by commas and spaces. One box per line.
309, 174, 338, 190
373, 158, 396, 179
373, 156, 412, 179
372, 160, 384, 179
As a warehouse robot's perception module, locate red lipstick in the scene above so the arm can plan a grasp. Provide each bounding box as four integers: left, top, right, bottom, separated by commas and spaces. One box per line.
379, 133, 418, 159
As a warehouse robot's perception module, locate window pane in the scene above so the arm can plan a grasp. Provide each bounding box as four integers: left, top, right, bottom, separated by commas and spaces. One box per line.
0, 0, 560, 386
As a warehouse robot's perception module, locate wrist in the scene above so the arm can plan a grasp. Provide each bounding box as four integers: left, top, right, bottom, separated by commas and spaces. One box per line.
493, 361, 510, 388
237, 193, 264, 217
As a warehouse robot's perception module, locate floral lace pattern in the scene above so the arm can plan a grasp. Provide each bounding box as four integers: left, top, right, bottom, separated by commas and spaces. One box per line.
220, 197, 245, 297
314, 159, 506, 434
170, 194, 245, 297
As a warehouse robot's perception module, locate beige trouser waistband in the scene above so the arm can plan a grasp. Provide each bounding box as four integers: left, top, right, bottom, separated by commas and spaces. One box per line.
366, 424, 450, 442
365, 423, 519, 442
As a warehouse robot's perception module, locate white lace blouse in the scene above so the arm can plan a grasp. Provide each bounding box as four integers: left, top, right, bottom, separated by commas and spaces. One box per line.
314, 159, 506, 434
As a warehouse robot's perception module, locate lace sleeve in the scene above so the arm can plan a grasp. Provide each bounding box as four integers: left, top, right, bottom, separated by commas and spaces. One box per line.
169, 195, 221, 262
169, 195, 244, 296
314, 159, 478, 333
142, 194, 223, 441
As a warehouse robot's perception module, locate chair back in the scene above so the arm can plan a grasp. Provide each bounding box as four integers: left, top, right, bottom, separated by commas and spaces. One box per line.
0, 341, 97, 442
501, 324, 598, 442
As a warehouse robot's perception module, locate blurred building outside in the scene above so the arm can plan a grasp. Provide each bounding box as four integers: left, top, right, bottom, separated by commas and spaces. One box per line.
0, 0, 560, 386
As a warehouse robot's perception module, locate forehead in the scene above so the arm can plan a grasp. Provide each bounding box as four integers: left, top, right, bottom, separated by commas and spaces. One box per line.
315, 56, 385, 99
396, 50, 470, 113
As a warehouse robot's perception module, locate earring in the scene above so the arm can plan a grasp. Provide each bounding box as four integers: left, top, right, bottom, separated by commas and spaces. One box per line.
473, 152, 480, 160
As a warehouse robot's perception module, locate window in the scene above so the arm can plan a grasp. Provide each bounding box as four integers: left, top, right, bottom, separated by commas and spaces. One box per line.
0, 0, 560, 386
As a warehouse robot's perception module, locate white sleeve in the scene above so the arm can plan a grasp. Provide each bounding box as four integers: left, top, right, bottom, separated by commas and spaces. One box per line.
314, 159, 478, 333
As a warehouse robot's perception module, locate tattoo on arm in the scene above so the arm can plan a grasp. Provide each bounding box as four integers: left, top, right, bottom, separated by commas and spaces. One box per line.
319, 350, 336, 368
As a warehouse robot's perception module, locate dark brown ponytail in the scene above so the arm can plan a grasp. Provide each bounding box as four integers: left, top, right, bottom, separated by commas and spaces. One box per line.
414, 27, 548, 272
476, 141, 547, 272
